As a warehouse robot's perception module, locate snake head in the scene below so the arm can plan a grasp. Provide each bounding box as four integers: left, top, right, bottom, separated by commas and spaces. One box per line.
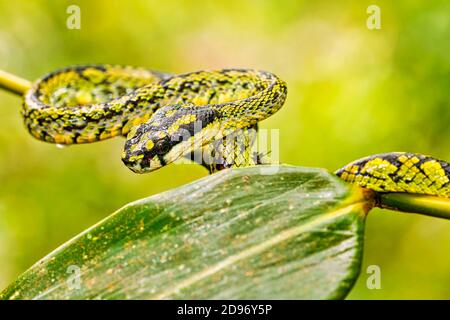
121, 105, 220, 173
121, 125, 179, 173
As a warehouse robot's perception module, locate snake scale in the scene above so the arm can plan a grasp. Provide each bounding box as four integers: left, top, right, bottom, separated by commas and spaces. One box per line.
21, 64, 450, 198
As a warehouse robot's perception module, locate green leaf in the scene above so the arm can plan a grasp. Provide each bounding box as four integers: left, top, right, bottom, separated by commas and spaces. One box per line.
1, 165, 370, 300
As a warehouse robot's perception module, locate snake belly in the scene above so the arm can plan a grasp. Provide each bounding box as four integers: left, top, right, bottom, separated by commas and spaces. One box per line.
335, 152, 450, 197
22, 64, 288, 173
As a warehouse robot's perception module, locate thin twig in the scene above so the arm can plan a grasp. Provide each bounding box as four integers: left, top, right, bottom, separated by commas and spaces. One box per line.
0, 69, 31, 96
379, 193, 450, 220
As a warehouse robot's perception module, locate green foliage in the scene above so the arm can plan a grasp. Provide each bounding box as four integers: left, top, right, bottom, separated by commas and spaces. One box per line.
1, 166, 368, 299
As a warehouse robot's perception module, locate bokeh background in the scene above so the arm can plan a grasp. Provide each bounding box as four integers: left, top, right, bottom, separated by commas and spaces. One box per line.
0, 0, 449, 299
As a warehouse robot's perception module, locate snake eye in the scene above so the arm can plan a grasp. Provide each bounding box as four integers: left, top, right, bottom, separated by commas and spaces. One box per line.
154, 138, 171, 155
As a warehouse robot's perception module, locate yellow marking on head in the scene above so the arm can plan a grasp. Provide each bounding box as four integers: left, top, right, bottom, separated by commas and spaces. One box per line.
167, 124, 180, 135
157, 132, 167, 139
180, 114, 197, 124
165, 109, 177, 118
167, 114, 197, 134
146, 140, 154, 150
166, 114, 198, 135
129, 154, 144, 162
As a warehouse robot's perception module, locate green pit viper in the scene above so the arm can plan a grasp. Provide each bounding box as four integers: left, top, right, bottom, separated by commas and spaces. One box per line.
21, 64, 450, 198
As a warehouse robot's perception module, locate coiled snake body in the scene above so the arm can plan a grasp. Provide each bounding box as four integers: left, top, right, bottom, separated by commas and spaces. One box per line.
24, 64, 287, 173
22, 64, 450, 198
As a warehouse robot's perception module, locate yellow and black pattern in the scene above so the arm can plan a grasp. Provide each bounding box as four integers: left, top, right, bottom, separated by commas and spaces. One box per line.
23, 64, 171, 144
25, 65, 449, 198
23, 64, 287, 173
335, 152, 450, 197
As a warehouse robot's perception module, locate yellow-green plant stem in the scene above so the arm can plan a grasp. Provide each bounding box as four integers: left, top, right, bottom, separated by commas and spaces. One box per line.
0, 69, 31, 95
379, 193, 450, 220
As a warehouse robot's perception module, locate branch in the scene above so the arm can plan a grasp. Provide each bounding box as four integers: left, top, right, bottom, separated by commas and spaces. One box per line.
379, 193, 450, 220
0, 69, 31, 95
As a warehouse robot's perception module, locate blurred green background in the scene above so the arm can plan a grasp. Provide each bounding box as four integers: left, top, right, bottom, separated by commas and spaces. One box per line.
0, 0, 449, 299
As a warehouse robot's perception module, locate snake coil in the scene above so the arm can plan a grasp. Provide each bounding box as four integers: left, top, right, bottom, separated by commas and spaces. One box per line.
22, 64, 450, 197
